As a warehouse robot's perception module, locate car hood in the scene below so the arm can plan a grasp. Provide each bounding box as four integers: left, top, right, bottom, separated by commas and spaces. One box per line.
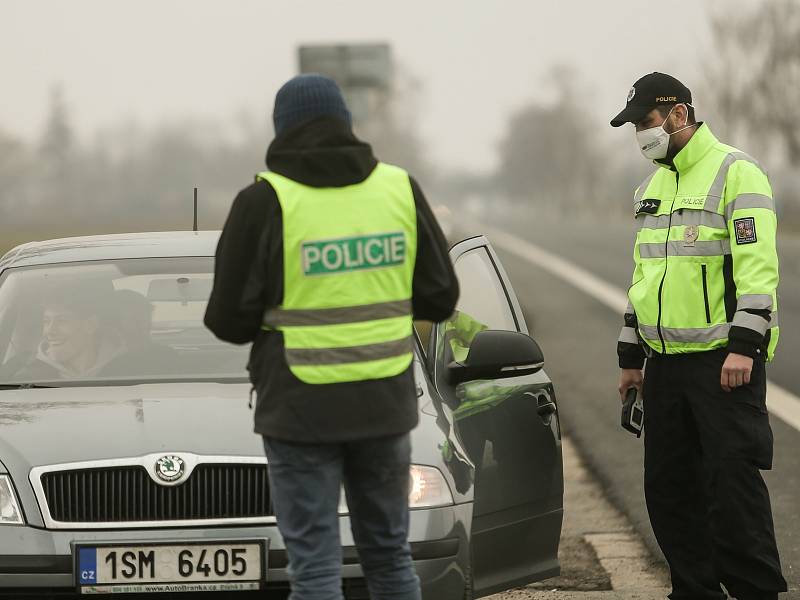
0, 383, 261, 473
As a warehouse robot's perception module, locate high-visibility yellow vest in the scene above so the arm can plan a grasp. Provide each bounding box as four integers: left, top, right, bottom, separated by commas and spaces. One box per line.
256, 163, 417, 384
621, 124, 779, 359
443, 310, 488, 363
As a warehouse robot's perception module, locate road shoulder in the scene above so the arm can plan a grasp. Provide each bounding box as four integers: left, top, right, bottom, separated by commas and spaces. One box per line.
490, 437, 669, 599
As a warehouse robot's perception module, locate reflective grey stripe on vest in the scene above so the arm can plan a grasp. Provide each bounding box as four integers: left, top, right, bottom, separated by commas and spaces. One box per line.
737, 294, 773, 311
706, 151, 761, 211
638, 312, 778, 344
639, 323, 731, 343
733, 310, 778, 331
285, 335, 414, 366
732, 311, 770, 336
724, 193, 775, 221
264, 300, 411, 328
639, 239, 731, 259
639, 210, 728, 232
618, 326, 639, 344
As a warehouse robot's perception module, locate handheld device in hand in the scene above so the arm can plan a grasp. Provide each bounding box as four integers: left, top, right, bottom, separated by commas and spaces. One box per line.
621, 387, 644, 437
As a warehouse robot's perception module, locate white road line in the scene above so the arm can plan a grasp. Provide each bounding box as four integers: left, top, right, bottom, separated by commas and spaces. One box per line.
765, 383, 800, 432
481, 224, 800, 434
484, 227, 628, 312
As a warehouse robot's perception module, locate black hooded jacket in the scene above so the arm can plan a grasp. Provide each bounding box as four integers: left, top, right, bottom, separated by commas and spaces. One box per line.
204, 117, 459, 442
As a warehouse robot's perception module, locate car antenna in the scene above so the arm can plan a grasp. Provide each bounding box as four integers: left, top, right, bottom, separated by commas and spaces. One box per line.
193, 187, 198, 232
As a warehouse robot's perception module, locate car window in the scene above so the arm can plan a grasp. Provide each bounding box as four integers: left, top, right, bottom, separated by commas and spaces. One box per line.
414, 320, 434, 357
0, 258, 249, 386
453, 248, 516, 330
442, 247, 517, 362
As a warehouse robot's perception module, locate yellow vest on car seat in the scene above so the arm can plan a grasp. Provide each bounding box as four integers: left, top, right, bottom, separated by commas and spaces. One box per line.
256, 163, 417, 384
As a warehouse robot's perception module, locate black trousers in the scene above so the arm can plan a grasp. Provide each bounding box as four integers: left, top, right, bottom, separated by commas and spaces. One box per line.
643, 349, 787, 600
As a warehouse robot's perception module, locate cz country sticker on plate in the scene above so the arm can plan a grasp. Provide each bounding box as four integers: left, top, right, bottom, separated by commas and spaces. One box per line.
74, 540, 266, 594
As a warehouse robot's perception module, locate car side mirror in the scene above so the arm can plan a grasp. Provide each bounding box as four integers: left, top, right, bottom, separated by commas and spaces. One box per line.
446, 329, 544, 385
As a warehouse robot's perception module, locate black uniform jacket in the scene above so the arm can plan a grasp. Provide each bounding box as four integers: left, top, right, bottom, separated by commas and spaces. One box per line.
204, 117, 459, 443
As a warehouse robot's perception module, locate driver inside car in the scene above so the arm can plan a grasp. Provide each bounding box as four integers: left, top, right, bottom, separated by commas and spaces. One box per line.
14, 286, 122, 380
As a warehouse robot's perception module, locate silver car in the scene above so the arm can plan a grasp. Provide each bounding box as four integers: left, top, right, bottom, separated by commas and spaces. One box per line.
0, 231, 563, 598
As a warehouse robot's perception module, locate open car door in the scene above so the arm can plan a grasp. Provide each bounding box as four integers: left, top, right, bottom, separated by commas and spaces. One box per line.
433, 235, 564, 597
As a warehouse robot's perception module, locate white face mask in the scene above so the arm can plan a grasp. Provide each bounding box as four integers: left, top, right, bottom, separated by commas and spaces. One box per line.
636, 104, 692, 160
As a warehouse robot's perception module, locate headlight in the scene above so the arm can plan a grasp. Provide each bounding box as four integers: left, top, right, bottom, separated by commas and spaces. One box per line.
408, 465, 453, 508
338, 465, 454, 514
0, 475, 23, 525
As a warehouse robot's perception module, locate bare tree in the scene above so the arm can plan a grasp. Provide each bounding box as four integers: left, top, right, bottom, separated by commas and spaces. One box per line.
0, 129, 31, 205
707, 0, 800, 164
496, 68, 606, 213
39, 86, 75, 178
0, 89, 269, 254
354, 65, 432, 186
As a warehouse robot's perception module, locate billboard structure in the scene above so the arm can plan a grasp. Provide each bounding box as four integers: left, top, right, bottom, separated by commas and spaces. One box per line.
298, 44, 394, 124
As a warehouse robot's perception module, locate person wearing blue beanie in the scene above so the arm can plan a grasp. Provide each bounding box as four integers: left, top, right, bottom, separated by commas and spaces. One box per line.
208, 72, 459, 600
273, 74, 353, 137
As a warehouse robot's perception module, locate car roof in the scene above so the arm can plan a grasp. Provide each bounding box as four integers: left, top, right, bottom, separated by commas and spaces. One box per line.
0, 231, 221, 270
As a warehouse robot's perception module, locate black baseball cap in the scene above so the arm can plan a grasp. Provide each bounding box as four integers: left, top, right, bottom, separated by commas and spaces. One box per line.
610, 72, 692, 127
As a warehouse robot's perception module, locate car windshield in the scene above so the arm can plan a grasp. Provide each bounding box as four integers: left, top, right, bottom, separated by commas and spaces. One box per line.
0, 258, 248, 386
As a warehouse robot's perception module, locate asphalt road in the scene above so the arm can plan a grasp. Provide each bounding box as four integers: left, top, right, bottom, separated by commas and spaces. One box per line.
456, 206, 800, 597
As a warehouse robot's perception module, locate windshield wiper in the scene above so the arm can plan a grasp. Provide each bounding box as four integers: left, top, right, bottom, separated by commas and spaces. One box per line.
0, 383, 56, 390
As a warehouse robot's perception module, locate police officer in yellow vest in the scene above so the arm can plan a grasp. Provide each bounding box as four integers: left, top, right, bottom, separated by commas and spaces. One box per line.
612, 73, 786, 600
205, 75, 459, 600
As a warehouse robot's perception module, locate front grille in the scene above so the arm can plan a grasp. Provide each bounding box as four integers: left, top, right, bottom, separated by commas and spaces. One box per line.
41, 463, 271, 523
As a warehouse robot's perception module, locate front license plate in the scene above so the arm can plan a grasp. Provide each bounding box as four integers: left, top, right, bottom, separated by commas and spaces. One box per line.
75, 541, 265, 594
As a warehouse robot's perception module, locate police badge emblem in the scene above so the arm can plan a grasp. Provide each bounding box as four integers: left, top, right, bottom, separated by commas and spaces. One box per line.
683, 225, 699, 247
734, 217, 757, 245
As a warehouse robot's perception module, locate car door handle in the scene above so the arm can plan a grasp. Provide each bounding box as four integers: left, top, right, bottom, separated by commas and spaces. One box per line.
537, 401, 557, 418
524, 392, 557, 425
537, 401, 557, 426
524, 392, 557, 424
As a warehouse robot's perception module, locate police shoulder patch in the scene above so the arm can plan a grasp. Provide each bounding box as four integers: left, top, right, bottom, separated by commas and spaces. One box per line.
733, 217, 757, 245
634, 198, 660, 216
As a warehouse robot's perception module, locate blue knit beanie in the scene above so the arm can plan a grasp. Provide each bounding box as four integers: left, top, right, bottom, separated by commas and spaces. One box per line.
273, 74, 352, 136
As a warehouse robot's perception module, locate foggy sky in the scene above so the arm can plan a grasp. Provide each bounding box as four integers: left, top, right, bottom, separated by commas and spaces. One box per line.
2, 0, 722, 173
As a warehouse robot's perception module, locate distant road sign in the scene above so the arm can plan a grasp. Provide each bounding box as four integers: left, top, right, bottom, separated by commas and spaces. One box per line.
298, 44, 392, 90
298, 43, 393, 124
